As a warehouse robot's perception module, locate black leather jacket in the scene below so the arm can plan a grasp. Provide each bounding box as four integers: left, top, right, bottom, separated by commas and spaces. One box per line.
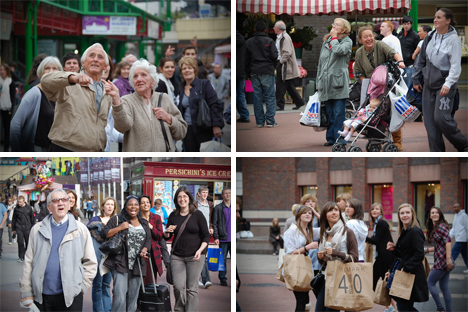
212, 201, 229, 240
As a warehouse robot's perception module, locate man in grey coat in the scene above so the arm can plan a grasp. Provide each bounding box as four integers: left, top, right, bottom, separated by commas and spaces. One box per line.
274, 21, 305, 111
209, 64, 230, 109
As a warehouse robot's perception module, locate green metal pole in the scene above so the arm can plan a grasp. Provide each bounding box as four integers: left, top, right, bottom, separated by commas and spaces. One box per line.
33, 1, 40, 57
164, 0, 171, 31
409, 0, 418, 31
139, 38, 144, 59
25, 1, 33, 91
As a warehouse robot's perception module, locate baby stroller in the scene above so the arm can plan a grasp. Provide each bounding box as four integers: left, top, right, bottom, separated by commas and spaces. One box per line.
332, 61, 404, 152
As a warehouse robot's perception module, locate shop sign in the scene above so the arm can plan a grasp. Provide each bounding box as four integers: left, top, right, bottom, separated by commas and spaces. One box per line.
381, 186, 393, 220
160, 168, 231, 179
83, 16, 137, 35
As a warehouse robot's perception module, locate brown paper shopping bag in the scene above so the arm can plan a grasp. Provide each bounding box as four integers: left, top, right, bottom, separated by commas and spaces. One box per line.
423, 257, 430, 278
389, 269, 415, 300
365, 243, 374, 263
276, 263, 285, 283
373, 277, 391, 306
282, 254, 313, 292
325, 260, 374, 311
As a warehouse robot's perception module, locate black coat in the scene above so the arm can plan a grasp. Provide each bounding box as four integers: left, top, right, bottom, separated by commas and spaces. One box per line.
155, 80, 168, 94
236, 31, 246, 78
366, 218, 396, 290
212, 202, 228, 241
391, 226, 429, 303
397, 28, 420, 66
11, 204, 35, 232
245, 32, 278, 77
177, 77, 223, 134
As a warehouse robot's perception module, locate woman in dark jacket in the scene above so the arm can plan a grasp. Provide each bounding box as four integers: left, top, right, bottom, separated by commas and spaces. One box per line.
269, 218, 283, 255
101, 195, 151, 312
177, 57, 223, 152
386, 203, 429, 311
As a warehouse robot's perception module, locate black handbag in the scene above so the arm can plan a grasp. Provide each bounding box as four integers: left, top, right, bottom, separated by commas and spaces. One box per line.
99, 216, 126, 256
310, 263, 326, 298
196, 80, 212, 129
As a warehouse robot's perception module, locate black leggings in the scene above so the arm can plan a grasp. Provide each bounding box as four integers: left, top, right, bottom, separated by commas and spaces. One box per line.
293, 291, 309, 311
272, 239, 284, 252
1, 110, 11, 151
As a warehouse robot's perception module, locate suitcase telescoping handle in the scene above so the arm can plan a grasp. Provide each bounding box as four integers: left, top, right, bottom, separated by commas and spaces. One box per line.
137, 253, 157, 294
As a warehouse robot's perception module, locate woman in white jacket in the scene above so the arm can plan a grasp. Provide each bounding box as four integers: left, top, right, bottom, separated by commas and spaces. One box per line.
283, 205, 320, 312
345, 198, 368, 262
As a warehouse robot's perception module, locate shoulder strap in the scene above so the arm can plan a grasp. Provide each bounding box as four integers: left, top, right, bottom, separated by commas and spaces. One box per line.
171, 213, 192, 251
200, 79, 205, 97
157, 92, 171, 152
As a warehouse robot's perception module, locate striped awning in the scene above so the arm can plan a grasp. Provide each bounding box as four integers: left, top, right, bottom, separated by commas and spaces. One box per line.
372, 17, 403, 23
237, 0, 410, 16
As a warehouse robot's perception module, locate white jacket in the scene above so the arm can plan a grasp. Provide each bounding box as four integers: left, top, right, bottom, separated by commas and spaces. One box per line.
284, 223, 320, 255
346, 219, 368, 261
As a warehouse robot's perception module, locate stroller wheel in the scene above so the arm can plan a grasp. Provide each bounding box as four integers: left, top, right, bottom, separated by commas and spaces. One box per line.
348, 146, 362, 152
384, 144, 399, 152
366, 142, 381, 152
345, 110, 353, 119
333, 144, 346, 152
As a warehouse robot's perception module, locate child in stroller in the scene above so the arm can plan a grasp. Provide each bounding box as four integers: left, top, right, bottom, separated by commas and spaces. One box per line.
338, 99, 380, 141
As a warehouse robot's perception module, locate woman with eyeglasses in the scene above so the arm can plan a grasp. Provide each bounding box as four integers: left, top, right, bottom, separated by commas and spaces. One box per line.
163, 186, 210, 312
101, 196, 151, 312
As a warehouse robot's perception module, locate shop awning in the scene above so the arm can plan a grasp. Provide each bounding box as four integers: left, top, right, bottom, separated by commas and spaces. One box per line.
215, 44, 231, 54
237, 0, 410, 16
373, 17, 403, 23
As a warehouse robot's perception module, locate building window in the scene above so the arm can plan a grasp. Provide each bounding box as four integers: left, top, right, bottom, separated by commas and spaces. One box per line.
414, 182, 440, 230
301, 186, 318, 198
333, 185, 352, 200
371, 185, 393, 220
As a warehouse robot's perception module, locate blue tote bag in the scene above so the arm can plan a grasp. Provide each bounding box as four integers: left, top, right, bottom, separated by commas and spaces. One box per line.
207, 248, 225, 271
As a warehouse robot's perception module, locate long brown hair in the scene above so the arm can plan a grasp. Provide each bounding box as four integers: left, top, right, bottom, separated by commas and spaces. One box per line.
113, 60, 130, 80
295, 205, 314, 244
319, 201, 346, 241
425, 206, 449, 244
100, 197, 119, 218
369, 203, 384, 228
174, 186, 196, 215
65, 189, 79, 218
397, 203, 419, 235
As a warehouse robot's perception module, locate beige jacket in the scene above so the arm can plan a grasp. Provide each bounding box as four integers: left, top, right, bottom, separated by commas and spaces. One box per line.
41, 71, 111, 152
278, 31, 301, 80
113, 91, 187, 152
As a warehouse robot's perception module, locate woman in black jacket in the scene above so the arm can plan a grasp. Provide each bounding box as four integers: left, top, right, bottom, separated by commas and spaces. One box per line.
177, 57, 223, 152
386, 203, 429, 312
101, 195, 151, 312
269, 218, 283, 255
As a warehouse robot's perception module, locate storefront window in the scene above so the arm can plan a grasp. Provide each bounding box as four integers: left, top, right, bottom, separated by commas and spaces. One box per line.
414, 183, 440, 230
371, 185, 393, 220
130, 179, 143, 196
301, 186, 317, 198
333, 185, 352, 200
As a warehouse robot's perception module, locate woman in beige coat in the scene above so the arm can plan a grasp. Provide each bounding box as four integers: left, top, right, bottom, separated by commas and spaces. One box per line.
105, 59, 187, 152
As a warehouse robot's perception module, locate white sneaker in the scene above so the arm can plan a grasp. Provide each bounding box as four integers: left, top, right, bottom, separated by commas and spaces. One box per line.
198, 281, 203, 286
204, 281, 212, 289
463, 269, 468, 274
384, 306, 395, 312
9, 242, 11, 245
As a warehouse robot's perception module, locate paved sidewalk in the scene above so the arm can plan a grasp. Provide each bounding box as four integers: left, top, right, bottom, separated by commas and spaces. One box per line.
237, 253, 468, 312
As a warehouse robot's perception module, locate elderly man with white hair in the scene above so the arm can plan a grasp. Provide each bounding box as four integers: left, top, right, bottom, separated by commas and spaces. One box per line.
41, 43, 112, 152
19, 188, 97, 311
105, 58, 187, 152
274, 20, 305, 112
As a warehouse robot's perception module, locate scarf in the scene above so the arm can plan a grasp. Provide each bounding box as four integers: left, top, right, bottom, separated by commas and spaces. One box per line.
158, 73, 175, 104
0, 76, 12, 110
117, 76, 133, 96
373, 215, 382, 238
319, 219, 346, 255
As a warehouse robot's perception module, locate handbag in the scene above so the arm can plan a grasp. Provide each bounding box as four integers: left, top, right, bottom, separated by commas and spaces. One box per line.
207, 247, 225, 271
373, 277, 391, 306
423, 257, 430, 278
167, 213, 192, 285
156, 92, 171, 152
196, 80, 212, 129
310, 263, 326, 298
99, 216, 125, 256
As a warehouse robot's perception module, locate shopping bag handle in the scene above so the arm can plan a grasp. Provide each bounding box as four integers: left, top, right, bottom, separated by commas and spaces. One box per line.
212, 137, 223, 143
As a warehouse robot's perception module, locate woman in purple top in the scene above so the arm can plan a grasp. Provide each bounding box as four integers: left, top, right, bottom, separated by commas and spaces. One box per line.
113, 61, 133, 96
425, 206, 454, 312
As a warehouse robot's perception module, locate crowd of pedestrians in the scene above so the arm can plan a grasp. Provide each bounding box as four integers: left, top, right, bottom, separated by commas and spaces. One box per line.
274, 192, 468, 312
1, 43, 230, 152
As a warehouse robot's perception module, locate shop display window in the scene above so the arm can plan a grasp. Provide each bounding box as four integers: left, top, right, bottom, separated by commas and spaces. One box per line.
333, 185, 352, 200
301, 186, 317, 198
414, 182, 440, 230
371, 185, 393, 220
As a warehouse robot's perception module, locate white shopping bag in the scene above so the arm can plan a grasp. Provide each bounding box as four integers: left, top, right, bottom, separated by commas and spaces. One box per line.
390, 80, 421, 124
200, 138, 231, 152
299, 92, 321, 127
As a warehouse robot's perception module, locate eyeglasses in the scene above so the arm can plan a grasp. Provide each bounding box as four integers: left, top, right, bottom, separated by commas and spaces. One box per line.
51, 197, 69, 203
126, 195, 139, 200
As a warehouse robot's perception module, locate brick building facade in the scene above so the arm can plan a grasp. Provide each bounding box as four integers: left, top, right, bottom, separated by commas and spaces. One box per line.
238, 157, 468, 228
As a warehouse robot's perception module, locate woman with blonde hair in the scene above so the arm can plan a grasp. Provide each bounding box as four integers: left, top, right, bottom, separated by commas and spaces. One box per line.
283, 205, 320, 311
386, 203, 429, 312
336, 192, 352, 222
316, 18, 353, 147
269, 218, 283, 255
87, 197, 119, 312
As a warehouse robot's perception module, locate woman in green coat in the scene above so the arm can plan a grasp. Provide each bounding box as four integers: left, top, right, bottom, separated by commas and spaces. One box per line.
316, 18, 353, 146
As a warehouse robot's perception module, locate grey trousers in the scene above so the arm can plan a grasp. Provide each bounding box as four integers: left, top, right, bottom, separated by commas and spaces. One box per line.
110, 269, 141, 312
171, 254, 206, 312
422, 84, 468, 152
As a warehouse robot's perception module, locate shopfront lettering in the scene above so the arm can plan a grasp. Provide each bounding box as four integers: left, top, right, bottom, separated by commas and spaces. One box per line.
163, 168, 230, 178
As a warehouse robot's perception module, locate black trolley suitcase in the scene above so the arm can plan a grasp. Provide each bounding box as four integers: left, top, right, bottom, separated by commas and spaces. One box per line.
137, 255, 172, 312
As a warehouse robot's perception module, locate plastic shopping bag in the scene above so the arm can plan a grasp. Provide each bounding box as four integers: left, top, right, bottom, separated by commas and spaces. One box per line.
390, 80, 421, 123
300, 92, 321, 127
200, 137, 231, 152
207, 247, 225, 271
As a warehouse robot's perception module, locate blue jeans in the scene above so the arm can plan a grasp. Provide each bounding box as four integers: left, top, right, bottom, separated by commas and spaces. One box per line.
428, 269, 452, 312
92, 266, 112, 312
451, 241, 468, 268
218, 242, 231, 283
236, 78, 250, 120
404, 66, 414, 90
251, 75, 276, 126
325, 98, 346, 143
110, 269, 141, 312
315, 281, 339, 312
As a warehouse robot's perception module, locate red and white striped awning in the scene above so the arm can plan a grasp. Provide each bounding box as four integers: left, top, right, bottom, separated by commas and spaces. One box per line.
237, 0, 410, 16
372, 17, 403, 23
